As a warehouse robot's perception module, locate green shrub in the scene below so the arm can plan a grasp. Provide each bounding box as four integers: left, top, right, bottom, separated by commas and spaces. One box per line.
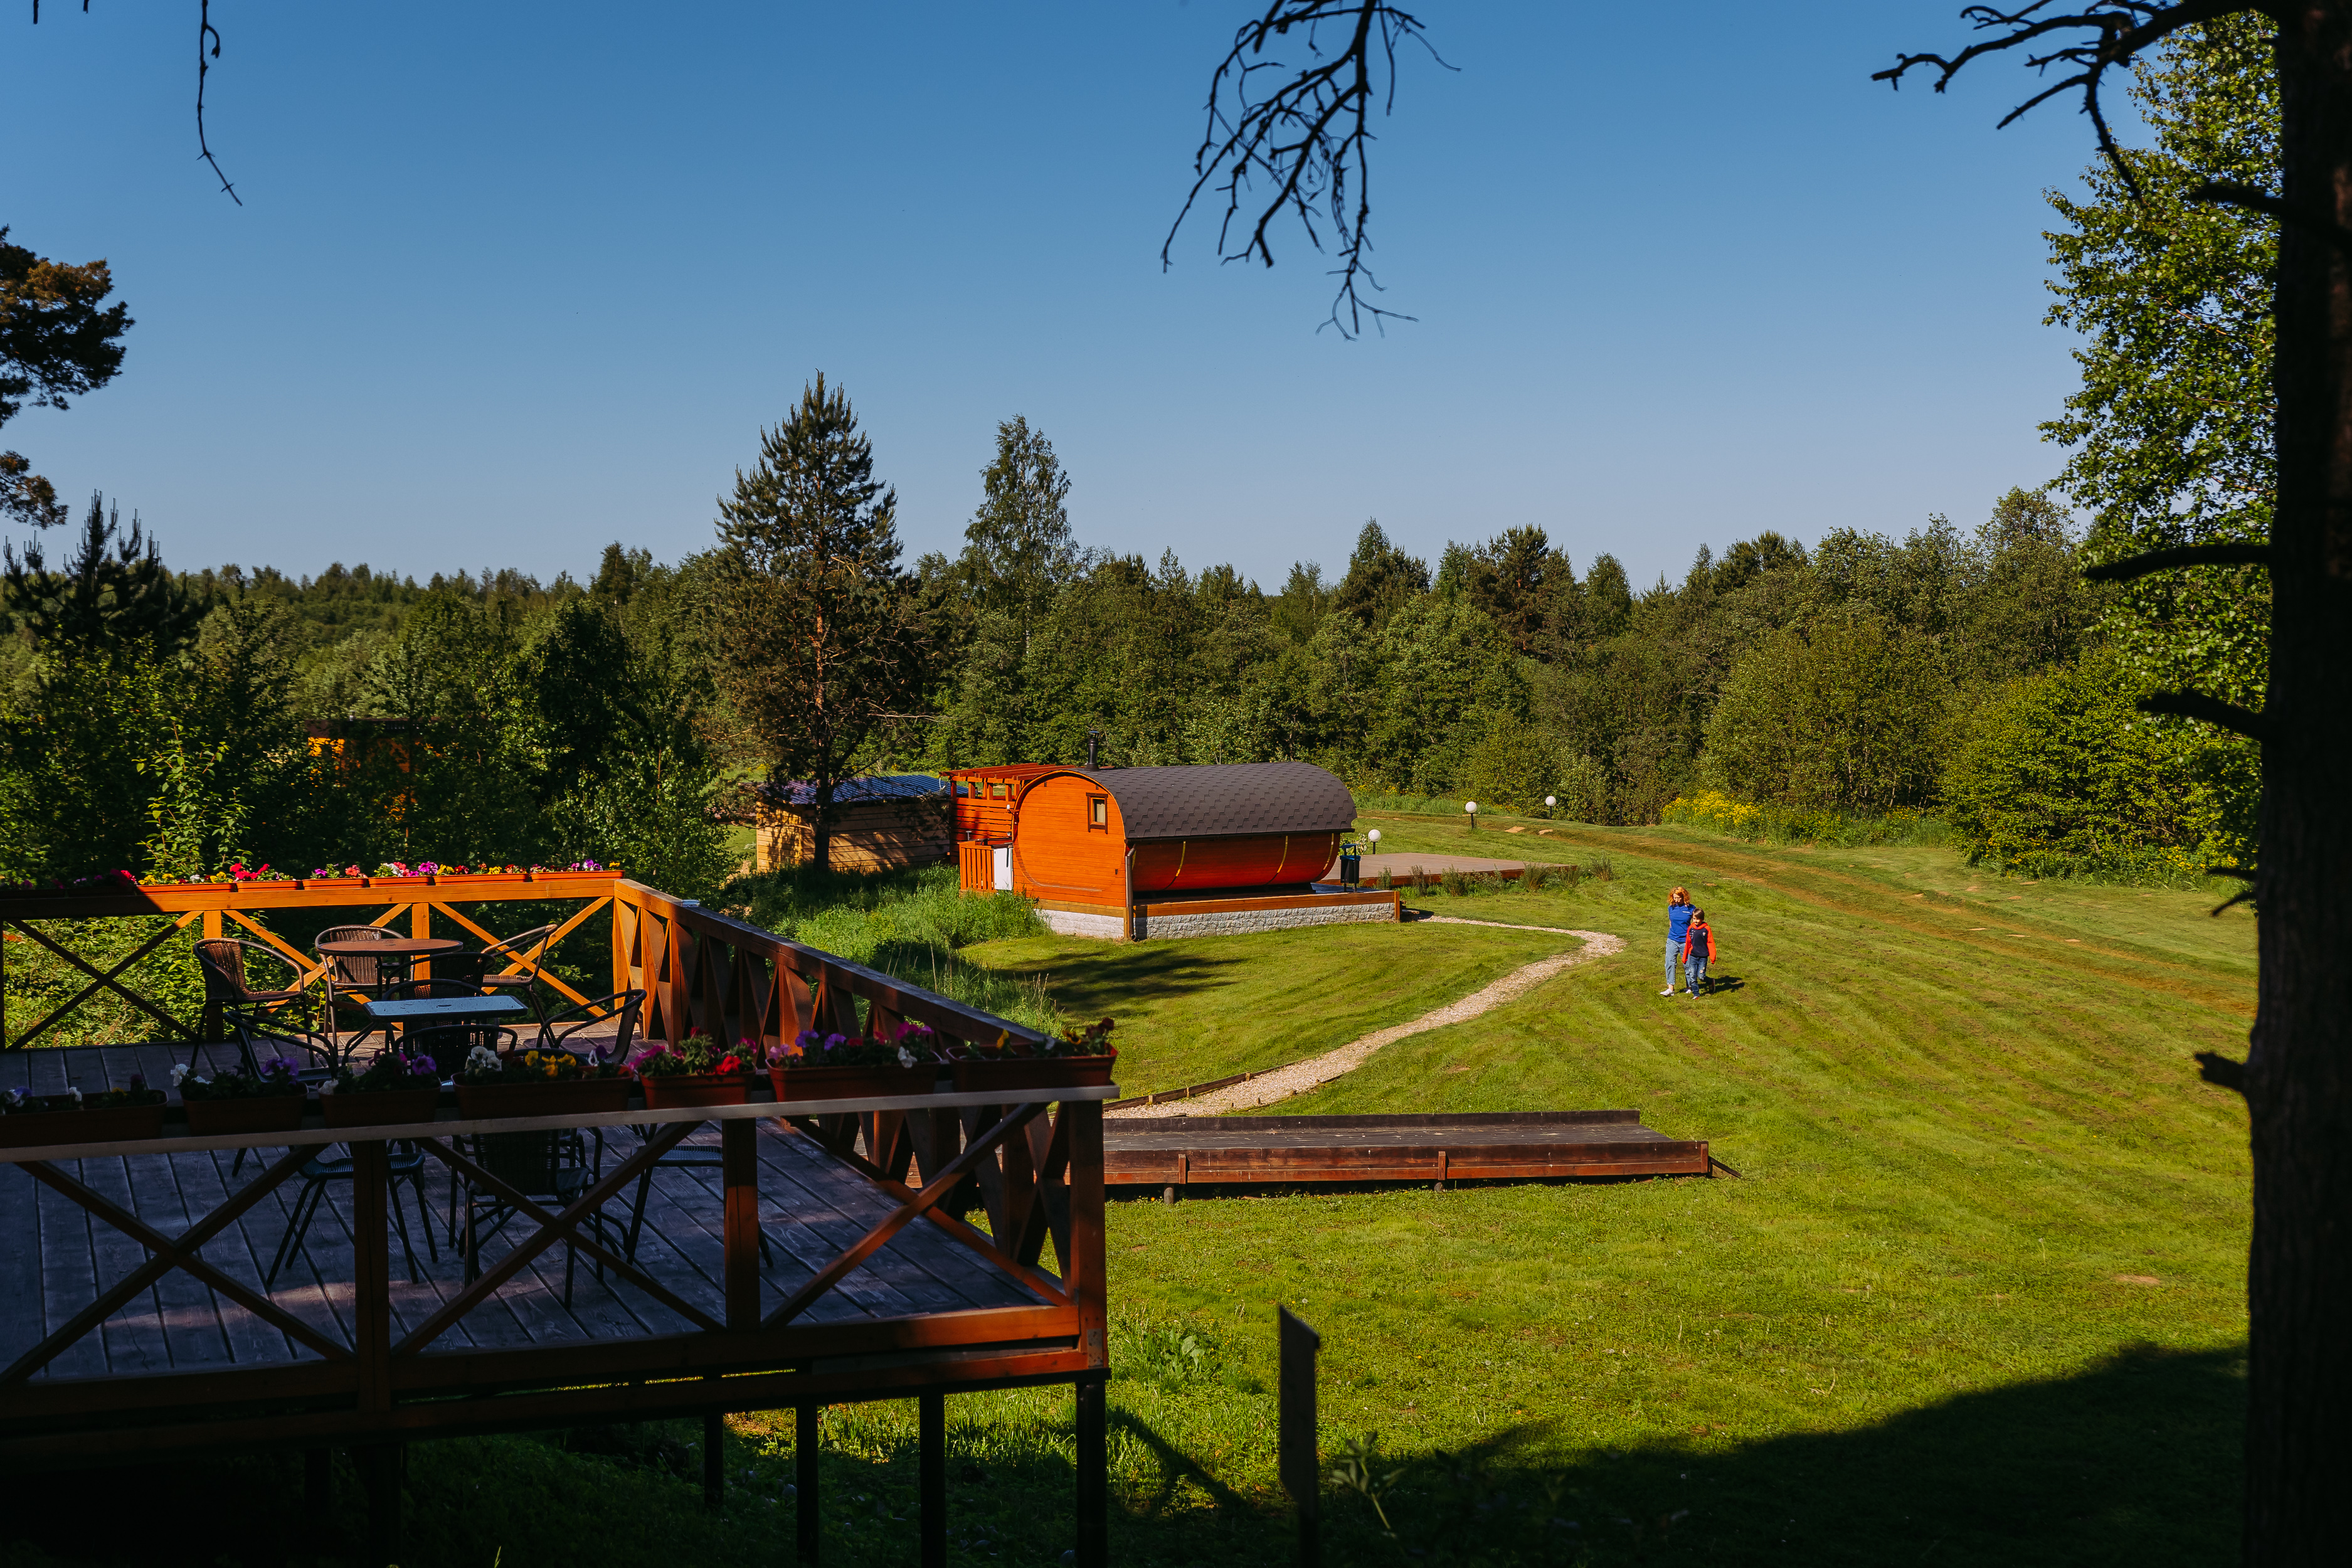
1941, 651, 2208, 882
1663, 789, 1949, 848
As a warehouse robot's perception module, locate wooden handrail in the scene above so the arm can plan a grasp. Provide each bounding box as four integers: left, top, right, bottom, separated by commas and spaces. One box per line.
613, 879, 1051, 1052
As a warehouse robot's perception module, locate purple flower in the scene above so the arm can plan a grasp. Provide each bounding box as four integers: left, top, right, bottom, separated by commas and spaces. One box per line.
407, 1055, 438, 1076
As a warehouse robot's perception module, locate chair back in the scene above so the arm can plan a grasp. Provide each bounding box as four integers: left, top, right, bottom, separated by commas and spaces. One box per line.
430, 951, 492, 989
543, 989, 647, 1066
475, 1130, 585, 1199
480, 924, 557, 977
194, 940, 252, 1004
316, 925, 395, 990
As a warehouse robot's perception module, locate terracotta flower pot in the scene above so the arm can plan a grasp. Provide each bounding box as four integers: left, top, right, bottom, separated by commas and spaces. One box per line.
181, 1091, 309, 1136
950, 1051, 1118, 1096
771, 1063, 944, 1103
0, 1098, 169, 1148
456, 1079, 633, 1120
322, 1086, 443, 1128
638, 1073, 751, 1110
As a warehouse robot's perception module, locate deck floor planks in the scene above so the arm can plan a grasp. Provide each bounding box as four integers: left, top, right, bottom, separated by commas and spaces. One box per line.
4, 1046, 1067, 1380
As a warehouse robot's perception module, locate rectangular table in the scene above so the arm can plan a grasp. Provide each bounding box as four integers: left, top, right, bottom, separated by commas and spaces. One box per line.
360, 993, 530, 1057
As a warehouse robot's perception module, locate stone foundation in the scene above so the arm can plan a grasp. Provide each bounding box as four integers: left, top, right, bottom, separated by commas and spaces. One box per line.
1136, 900, 1395, 940
1036, 908, 1128, 940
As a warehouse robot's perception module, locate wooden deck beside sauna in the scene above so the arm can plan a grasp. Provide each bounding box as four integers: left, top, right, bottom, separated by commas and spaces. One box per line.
1104, 1111, 1711, 1191
0, 875, 1113, 1565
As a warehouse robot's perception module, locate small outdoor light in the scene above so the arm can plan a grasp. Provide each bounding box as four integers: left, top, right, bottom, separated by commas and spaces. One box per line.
1545, 795, 1557, 809
1465, 800, 1479, 832
1367, 829, 1381, 845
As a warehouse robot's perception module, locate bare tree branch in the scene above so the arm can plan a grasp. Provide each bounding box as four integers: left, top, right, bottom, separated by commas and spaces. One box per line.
1165, 2, 1449, 337
196, 0, 240, 204
2082, 540, 2272, 579
1875, 1, 2255, 201
2137, 687, 2270, 739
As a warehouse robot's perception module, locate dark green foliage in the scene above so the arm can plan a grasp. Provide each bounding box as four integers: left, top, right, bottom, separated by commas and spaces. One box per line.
1942, 649, 2198, 881
3, 494, 204, 660
0, 227, 133, 530
2043, 18, 2274, 869
957, 414, 1078, 644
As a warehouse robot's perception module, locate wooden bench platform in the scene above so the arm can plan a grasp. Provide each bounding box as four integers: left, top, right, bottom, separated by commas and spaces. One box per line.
1103, 1110, 1710, 1190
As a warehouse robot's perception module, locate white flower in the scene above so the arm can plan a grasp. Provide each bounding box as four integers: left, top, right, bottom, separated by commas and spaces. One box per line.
467, 1045, 501, 1074
896, 1046, 916, 1068
68, 1086, 82, 1104
170, 1063, 190, 1088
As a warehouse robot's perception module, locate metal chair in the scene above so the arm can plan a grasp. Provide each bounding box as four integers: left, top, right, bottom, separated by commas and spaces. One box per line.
315, 926, 400, 1056
450, 1127, 612, 1305
265, 1142, 440, 1288
194, 938, 307, 1019
536, 990, 646, 1063
477, 924, 558, 1029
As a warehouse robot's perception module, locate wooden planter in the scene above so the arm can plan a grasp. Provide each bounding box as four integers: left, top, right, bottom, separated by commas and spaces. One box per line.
302, 877, 366, 893
322, 1086, 443, 1128
455, 1079, 633, 1120
951, 1052, 1118, 1096
771, 1063, 943, 1103
430, 874, 525, 891
181, 1092, 309, 1136
638, 1073, 752, 1110
0, 1098, 169, 1148
530, 870, 614, 886
363, 876, 429, 893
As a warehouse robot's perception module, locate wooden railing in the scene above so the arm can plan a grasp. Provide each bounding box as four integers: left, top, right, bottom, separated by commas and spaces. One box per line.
613, 879, 1050, 1052
0, 872, 619, 1048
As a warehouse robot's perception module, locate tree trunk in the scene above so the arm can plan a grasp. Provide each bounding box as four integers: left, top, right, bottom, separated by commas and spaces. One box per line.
2245, 9, 2352, 1559
811, 779, 833, 876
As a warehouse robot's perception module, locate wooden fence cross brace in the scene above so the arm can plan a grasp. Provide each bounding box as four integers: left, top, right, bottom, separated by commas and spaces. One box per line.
4, 914, 203, 1047
765, 1100, 1050, 1329
1, 1145, 342, 1382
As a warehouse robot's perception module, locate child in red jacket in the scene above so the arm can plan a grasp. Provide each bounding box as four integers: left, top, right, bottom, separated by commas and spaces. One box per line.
1682, 909, 1715, 995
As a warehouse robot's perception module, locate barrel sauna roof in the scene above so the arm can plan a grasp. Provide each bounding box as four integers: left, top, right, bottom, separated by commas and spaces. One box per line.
1066, 761, 1355, 842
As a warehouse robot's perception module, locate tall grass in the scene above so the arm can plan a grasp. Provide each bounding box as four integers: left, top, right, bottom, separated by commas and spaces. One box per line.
716, 863, 1062, 1032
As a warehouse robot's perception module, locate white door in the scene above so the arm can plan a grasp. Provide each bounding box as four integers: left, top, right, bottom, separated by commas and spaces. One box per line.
993, 846, 1014, 892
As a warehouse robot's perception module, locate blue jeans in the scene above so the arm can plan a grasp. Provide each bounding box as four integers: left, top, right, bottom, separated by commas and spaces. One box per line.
1685, 953, 1708, 992
1664, 939, 1683, 989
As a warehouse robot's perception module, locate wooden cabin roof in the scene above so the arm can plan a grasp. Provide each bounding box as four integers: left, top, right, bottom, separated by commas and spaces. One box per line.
1059, 761, 1355, 843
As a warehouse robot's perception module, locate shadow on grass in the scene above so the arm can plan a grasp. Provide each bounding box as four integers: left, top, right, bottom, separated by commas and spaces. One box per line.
987, 943, 1256, 1019
0, 1344, 2239, 1567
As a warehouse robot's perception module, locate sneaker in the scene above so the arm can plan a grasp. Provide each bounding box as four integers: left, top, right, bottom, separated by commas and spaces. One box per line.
1660, 987, 1675, 996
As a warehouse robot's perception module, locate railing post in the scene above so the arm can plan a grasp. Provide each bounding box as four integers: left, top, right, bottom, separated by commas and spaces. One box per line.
201, 908, 225, 1040
352, 1137, 398, 1564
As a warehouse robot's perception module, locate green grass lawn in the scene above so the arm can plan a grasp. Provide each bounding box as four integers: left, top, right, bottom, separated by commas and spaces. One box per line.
0, 817, 2254, 1566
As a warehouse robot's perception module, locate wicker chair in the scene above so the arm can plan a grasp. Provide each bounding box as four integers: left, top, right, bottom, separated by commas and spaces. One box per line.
194, 938, 306, 1015
315, 926, 400, 1054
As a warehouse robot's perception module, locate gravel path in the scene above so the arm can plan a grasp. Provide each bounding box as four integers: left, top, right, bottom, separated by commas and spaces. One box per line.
1109, 918, 1626, 1119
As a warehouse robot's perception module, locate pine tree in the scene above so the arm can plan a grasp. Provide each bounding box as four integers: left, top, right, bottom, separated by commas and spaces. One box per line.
710, 375, 931, 874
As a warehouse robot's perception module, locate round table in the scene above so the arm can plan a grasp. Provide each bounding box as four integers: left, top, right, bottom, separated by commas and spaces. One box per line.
314, 937, 464, 960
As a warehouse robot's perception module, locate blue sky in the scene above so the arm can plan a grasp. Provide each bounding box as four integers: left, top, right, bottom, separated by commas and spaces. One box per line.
6, 2, 2117, 592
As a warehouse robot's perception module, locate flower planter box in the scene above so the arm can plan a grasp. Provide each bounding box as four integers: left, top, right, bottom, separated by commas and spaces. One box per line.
322, 1086, 444, 1128
363, 877, 430, 893
950, 1051, 1117, 1096
638, 1073, 753, 1111
430, 874, 527, 891
456, 1079, 633, 1120
182, 1092, 309, 1136
529, 869, 615, 887
0, 1098, 169, 1148
144, 882, 233, 896
771, 1063, 944, 1103
302, 877, 366, 893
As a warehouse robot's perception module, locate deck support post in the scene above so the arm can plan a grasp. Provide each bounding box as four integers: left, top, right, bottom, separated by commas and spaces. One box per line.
304, 1446, 332, 1545
1074, 1375, 1106, 1567
356, 1443, 403, 1565
797, 1403, 822, 1561
703, 1409, 725, 1513
352, 1140, 391, 1414
919, 1391, 946, 1568
721, 1117, 760, 1328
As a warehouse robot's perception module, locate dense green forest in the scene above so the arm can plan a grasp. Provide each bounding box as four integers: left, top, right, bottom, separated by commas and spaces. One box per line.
0, 23, 2267, 892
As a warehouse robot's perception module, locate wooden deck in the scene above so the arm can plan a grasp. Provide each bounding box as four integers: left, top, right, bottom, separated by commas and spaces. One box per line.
1103, 1110, 1711, 1189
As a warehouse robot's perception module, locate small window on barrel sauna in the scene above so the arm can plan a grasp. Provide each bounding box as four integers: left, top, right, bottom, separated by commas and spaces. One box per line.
991, 782, 1009, 799
1087, 794, 1109, 831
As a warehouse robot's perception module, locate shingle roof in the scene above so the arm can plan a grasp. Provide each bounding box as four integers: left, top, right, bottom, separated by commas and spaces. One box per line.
1067, 761, 1355, 842
754, 773, 946, 808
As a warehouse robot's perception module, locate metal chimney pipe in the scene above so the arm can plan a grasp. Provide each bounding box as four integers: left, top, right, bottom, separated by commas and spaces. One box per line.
1086, 730, 1101, 769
